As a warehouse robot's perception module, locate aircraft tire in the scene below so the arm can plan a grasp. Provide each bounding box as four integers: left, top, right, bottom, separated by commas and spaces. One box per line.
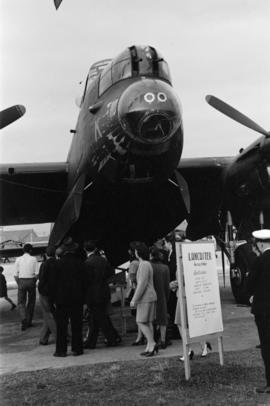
230, 244, 256, 305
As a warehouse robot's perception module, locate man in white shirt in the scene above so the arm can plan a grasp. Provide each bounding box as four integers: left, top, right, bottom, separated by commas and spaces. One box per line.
14, 244, 38, 331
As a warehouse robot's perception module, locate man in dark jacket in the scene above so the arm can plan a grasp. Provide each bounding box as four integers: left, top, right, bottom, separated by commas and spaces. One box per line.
38, 246, 57, 345
83, 240, 121, 349
53, 237, 85, 357
247, 229, 270, 394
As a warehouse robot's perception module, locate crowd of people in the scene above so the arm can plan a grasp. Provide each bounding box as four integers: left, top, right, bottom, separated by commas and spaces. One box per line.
2, 227, 270, 395
127, 237, 211, 359
8, 238, 121, 357
0, 232, 215, 361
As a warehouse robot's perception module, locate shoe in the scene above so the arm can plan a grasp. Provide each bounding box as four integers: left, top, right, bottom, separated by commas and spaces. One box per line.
145, 344, 159, 357
53, 352, 67, 357
201, 342, 212, 357
256, 386, 270, 393
132, 338, 145, 346
72, 351, 83, 356
179, 350, 194, 362
256, 344, 261, 349
21, 320, 27, 331
39, 340, 49, 345
10, 304, 16, 311
140, 350, 150, 356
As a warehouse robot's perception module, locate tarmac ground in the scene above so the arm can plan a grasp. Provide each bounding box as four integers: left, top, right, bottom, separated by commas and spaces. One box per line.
0, 282, 258, 376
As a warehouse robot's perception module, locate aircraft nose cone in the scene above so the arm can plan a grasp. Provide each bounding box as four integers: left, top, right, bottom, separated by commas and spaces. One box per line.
139, 112, 171, 142
118, 78, 182, 144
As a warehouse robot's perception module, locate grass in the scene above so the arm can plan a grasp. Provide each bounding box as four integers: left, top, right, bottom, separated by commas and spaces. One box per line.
1, 348, 270, 405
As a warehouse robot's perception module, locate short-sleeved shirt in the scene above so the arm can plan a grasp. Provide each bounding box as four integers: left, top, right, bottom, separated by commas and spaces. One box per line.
15, 253, 38, 278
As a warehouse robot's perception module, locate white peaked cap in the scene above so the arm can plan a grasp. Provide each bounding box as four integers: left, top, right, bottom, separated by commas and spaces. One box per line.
252, 229, 270, 240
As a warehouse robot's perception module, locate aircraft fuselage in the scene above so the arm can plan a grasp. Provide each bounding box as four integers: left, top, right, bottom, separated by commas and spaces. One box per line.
67, 46, 183, 189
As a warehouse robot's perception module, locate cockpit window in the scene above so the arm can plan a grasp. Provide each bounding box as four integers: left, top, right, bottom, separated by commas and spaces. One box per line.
99, 49, 132, 96
89, 59, 112, 81
112, 58, 132, 83
137, 47, 172, 84
99, 63, 113, 96
157, 59, 172, 83
154, 48, 172, 83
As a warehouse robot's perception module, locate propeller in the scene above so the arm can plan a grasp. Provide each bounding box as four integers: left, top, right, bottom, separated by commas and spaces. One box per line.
54, 0, 63, 9
206, 95, 269, 138
0, 105, 26, 130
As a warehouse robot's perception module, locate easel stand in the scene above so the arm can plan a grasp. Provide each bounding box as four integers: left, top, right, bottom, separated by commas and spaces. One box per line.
176, 241, 224, 380
181, 331, 224, 381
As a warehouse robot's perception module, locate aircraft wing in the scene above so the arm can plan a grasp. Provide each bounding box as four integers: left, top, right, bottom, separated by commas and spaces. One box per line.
0, 162, 68, 226
177, 156, 234, 239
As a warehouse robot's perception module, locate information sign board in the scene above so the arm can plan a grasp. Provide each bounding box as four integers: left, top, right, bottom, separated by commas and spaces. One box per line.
181, 241, 223, 337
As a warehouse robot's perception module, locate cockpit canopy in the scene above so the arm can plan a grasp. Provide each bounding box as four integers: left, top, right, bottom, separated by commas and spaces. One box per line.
88, 59, 112, 81
99, 45, 172, 96
77, 45, 172, 107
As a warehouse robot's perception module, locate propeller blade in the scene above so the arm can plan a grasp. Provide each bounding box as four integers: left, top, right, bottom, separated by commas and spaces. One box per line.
206, 95, 269, 138
174, 170, 190, 214
0, 105, 26, 130
54, 0, 63, 9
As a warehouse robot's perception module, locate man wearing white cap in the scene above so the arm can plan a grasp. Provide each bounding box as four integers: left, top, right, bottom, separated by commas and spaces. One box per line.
247, 229, 270, 394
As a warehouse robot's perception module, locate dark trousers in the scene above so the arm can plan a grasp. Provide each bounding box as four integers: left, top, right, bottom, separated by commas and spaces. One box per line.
55, 304, 83, 354
255, 312, 270, 386
39, 294, 56, 343
17, 278, 36, 325
85, 303, 118, 347
166, 291, 180, 340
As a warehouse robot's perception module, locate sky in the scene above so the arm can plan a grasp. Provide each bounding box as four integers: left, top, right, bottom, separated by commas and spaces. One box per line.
0, 0, 269, 236
0, 0, 269, 164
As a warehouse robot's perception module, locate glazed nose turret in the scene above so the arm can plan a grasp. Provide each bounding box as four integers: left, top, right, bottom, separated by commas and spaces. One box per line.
118, 78, 182, 145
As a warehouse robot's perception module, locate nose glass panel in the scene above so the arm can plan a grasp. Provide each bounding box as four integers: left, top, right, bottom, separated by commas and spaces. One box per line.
118, 79, 182, 143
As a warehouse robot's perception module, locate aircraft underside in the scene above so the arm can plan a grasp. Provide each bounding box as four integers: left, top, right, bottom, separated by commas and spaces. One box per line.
70, 176, 187, 266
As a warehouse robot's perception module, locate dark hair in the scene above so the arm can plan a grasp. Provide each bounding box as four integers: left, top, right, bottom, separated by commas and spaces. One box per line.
164, 232, 175, 243
46, 246, 56, 257
129, 241, 140, 251
84, 240, 97, 252
150, 246, 162, 262
128, 241, 140, 260
135, 242, 149, 260
0, 266, 3, 272
23, 243, 33, 254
